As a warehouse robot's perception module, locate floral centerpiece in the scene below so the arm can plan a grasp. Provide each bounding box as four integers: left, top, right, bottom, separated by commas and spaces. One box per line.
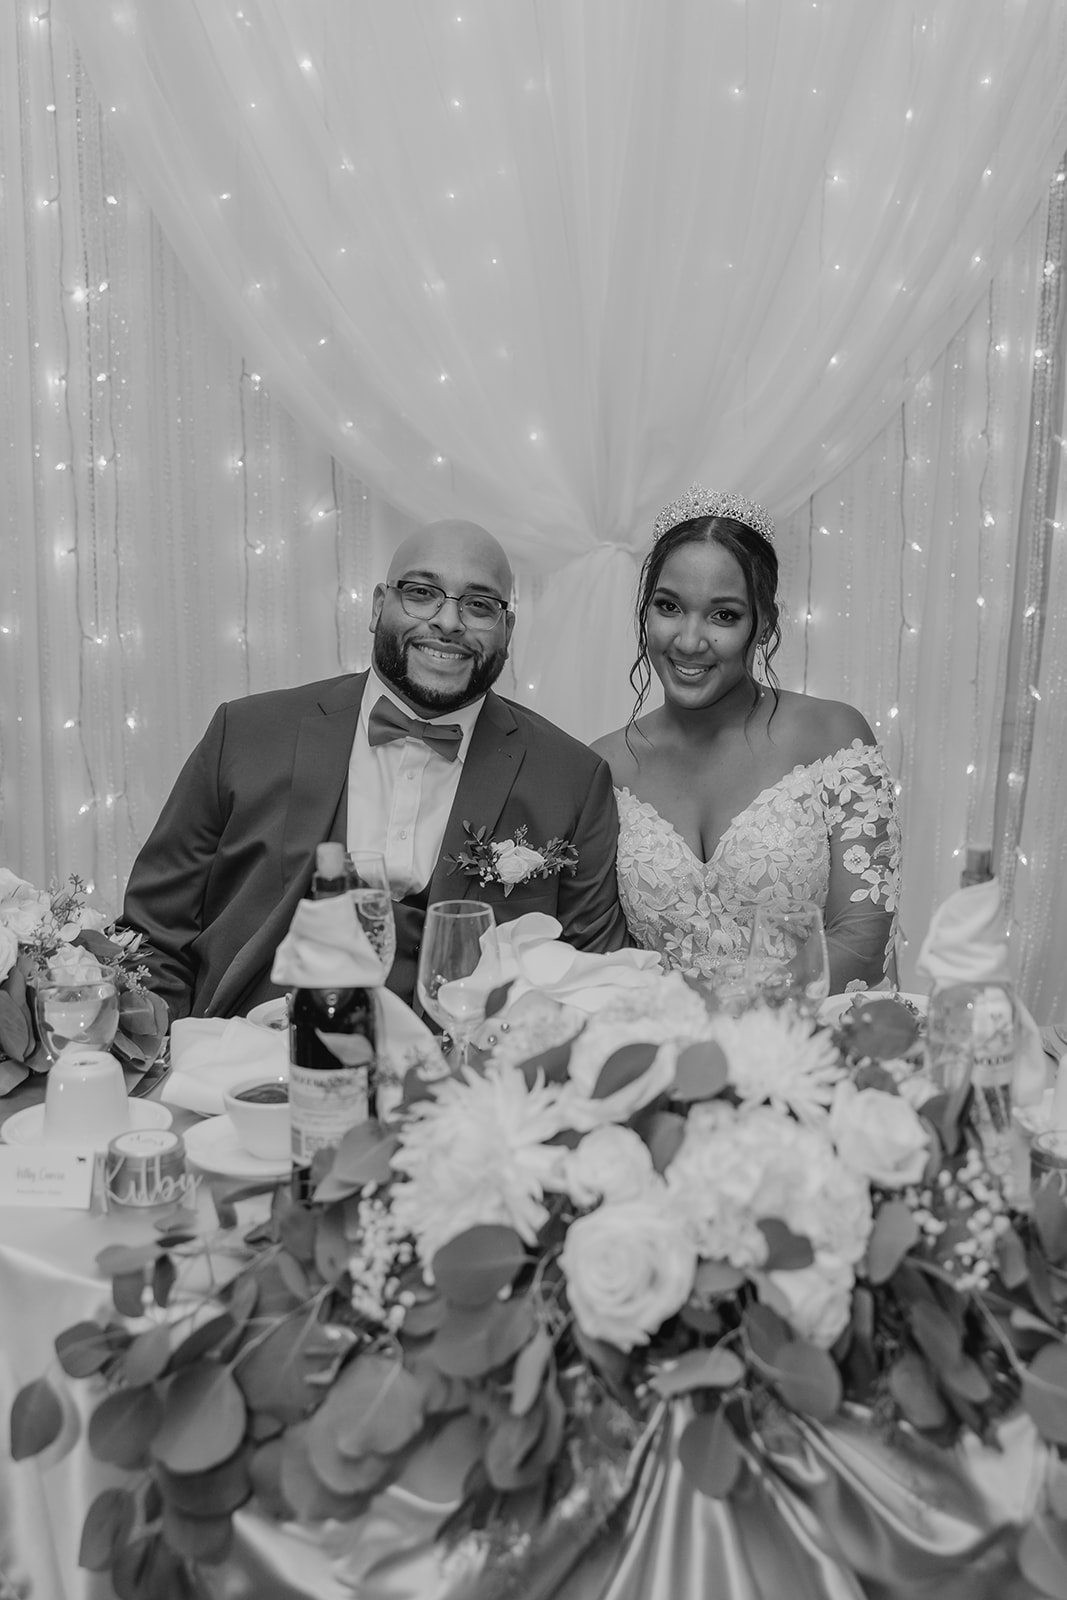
11, 976, 1067, 1599
0, 867, 168, 1094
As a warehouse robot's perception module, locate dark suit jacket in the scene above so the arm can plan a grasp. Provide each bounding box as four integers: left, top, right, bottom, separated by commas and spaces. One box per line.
122, 672, 628, 1017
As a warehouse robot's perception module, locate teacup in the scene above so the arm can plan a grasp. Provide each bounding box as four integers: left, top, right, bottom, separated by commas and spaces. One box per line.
43, 1047, 131, 1149
223, 1075, 290, 1162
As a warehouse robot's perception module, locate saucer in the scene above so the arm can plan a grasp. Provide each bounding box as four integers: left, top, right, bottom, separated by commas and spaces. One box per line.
1, 1099, 172, 1151
184, 1114, 291, 1180
246, 999, 288, 1033
818, 991, 929, 1027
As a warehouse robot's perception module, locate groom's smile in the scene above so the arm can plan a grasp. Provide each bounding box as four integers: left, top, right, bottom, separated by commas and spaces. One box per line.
370, 519, 515, 717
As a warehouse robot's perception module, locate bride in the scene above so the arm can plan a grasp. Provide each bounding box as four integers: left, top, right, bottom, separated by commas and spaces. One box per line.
593, 487, 901, 994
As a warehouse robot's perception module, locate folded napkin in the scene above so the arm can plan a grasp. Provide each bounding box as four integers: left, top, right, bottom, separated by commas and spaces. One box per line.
271, 896, 385, 988
916, 877, 1047, 1106
476, 913, 663, 1015
164, 1017, 289, 1116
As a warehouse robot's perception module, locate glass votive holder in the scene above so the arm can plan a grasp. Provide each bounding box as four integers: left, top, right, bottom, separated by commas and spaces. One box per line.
1030, 1129, 1067, 1196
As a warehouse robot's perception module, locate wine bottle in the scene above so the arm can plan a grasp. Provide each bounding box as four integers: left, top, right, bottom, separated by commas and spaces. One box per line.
289, 842, 379, 1201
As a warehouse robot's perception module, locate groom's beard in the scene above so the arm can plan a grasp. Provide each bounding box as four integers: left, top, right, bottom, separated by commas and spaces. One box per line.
373, 631, 508, 714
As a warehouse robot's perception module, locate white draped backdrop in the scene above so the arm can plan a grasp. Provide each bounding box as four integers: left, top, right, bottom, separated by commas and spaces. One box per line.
3, 1, 1067, 1008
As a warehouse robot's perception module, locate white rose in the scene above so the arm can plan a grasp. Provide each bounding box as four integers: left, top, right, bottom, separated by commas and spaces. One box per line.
57, 906, 108, 942
0, 924, 18, 984
560, 1196, 697, 1352
491, 840, 546, 884
563, 1125, 657, 1207
759, 1253, 854, 1349
0, 869, 51, 942
44, 943, 108, 983
829, 1080, 930, 1189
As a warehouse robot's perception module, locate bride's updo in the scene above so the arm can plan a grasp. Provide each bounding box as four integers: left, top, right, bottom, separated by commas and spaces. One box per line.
629, 489, 782, 726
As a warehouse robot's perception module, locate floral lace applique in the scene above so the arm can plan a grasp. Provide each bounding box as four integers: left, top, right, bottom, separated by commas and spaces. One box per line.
615, 740, 900, 984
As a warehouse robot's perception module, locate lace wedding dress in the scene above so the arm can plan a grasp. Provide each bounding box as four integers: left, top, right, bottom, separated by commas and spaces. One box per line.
615, 739, 901, 989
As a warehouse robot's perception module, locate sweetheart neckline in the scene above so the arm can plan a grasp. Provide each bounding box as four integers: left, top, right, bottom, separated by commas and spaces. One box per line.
614, 743, 875, 868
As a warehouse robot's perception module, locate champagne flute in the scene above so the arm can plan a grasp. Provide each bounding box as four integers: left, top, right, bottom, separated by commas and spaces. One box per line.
34, 962, 120, 1064
345, 850, 397, 975
416, 901, 498, 1069
746, 903, 831, 1009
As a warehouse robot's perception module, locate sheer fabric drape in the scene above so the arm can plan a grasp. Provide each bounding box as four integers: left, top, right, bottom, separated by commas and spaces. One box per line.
5, 2, 1067, 1011
55, 0, 1067, 721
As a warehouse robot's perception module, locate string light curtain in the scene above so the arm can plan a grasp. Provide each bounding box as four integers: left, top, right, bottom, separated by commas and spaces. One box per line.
4, 1, 1067, 1010
55, 0, 1067, 733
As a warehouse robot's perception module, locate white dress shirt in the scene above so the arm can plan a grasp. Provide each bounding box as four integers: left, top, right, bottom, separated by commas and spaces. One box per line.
346, 667, 485, 897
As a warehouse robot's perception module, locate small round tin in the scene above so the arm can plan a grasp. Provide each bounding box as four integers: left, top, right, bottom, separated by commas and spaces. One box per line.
106, 1128, 197, 1212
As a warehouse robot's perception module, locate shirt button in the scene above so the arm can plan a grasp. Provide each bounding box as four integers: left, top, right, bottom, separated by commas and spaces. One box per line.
399, 830, 408, 839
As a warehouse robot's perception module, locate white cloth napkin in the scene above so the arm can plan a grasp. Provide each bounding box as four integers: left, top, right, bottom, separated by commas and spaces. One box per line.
164, 1017, 289, 1116
916, 877, 1047, 1106
477, 913, 663, 1014
271, 896, 385, 988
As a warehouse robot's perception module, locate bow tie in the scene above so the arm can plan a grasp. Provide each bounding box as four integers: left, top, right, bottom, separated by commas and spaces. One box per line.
367, 696, 464, 762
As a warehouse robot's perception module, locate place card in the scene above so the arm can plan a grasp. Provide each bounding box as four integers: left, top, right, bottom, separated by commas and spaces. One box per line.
0, 1146, 96, 1209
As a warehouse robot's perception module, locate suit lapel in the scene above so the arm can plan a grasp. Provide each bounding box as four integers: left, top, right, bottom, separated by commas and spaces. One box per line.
430, 692, 524, 904
210, 674, 368, 1016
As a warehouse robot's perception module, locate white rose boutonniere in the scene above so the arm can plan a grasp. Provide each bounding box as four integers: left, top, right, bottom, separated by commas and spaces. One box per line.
448, 821, 579, 896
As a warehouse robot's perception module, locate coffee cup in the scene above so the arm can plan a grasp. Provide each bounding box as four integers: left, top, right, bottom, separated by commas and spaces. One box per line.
223, 1074, 290, 1162
43, 1047, 131, 1149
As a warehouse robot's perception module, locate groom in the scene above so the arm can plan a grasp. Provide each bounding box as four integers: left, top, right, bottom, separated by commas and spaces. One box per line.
122, 519, 628, 1017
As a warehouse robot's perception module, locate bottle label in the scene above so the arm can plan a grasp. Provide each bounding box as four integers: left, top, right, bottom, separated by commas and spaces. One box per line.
290, 1063, 370, 1164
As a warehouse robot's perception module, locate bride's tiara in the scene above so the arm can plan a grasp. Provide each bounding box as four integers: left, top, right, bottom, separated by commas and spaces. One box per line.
653, 486, 775, 544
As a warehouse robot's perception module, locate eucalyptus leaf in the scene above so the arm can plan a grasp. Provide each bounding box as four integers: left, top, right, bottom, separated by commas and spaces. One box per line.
88, 1386, 164, 1469
1019, 1512, 1067, 1599
1034, 1181, 1067, 1266
169, 1312, 237, 1372
1022, 1342, 1067, 1444
758, 1219, 814, 1272
248, 1436, 293, 1521
78, 1487, 136, 1572
592, 1042, 658, 1101
650, 1346, 746, 1399
279, 1201, 318, 1264
908, 1300, 962, 1379
432, 1223, 526, 1307
942, 1355, 991, 1404
640, 1110, 687, 1174
510, 1329, 554, 1417
313, 1202, 351, 1285
96, 1242, 162, 1278
430, 1303, 497, 1379
484, 980, 514, 1020
112, 1532, 194, 1600
330, 1352, 426, 1457
160, 1505, 234, 1565
678, 1407, 742, 1498
485, 1395, 549, 1491
519, 1038, 577, 1088
865, 1199, 920, 1285
150, 1365, 247, 1474
327, 1120, 398, 1188
486, 1295, 536, 1370
121, 1325, 171, 1387
279, 1422, 373, 1523
672, 1041, 729, 1101
772, 1340, 843, 1421
693, 1260, 746, 1299
887, 1351, 949, 1431
151, 1254, 177, 1310
55, 1321, 115, 1378
113, 1271, 147, 1319
157, 1447, 253, 1518
9, 1376, 65, 1459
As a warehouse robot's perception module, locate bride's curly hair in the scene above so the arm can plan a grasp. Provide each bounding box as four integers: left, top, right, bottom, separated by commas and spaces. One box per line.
627, 515, 782, 737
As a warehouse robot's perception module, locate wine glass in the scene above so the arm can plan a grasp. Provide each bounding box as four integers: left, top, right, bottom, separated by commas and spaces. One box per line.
745, 903, 831, 1009
34, 962, 120, 1064
345, 850, 397, 975
416, 901, 498, 1068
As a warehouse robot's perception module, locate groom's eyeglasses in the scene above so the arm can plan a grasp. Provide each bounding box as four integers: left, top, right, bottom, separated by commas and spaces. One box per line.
388, 581, 509, 630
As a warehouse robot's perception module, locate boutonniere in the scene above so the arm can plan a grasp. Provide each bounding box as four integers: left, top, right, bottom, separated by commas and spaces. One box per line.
447, 822, 579, 895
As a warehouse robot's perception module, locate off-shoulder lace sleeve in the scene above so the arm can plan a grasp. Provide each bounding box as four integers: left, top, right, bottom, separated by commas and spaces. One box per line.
816, 741, 901, 990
